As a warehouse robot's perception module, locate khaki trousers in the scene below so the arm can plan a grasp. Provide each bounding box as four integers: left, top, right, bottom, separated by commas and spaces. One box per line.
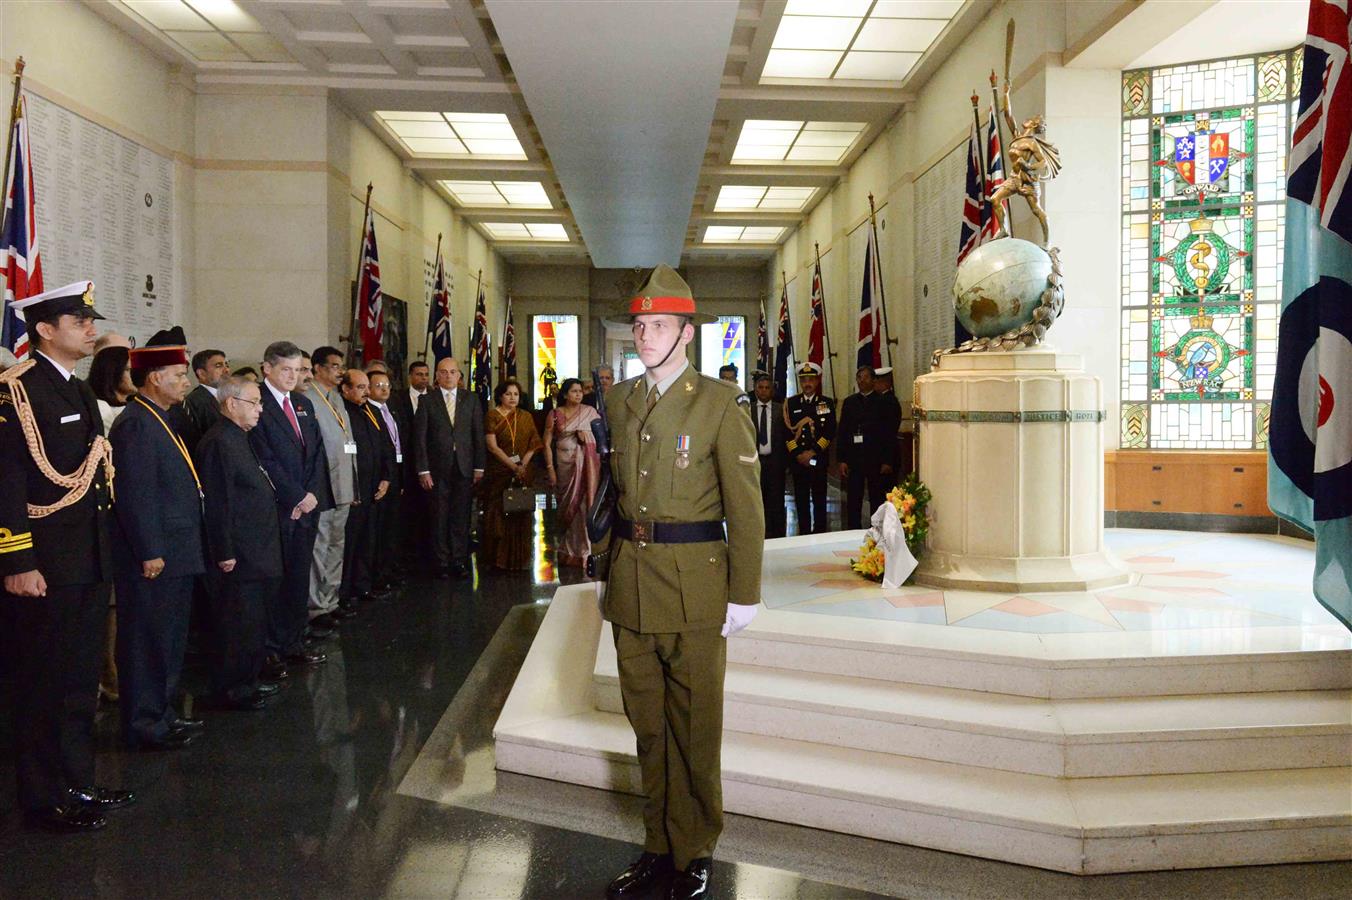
613, 623, 726, 870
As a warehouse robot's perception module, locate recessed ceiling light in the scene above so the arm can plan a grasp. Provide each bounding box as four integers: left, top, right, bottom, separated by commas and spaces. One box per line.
761, 49, 842, 79
871, 0, 965, 17
770, 16, 860, 51
374, 112, 526, 159
483, 222, 569, 241
703, 226, 785, 244
732, 121, 866, 165
714, 185, 816, 212
440, 180, 551, 209
834, 51, 921, 81
851, 17, 947, 53
785, 0, 872, 15
763, 0, 960, 84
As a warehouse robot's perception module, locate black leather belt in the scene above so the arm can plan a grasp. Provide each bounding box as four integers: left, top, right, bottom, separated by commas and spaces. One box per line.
615, 519, 725, 544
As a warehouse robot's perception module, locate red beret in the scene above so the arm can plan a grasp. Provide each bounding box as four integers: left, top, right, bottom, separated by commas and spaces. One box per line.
129, 345, 188, 371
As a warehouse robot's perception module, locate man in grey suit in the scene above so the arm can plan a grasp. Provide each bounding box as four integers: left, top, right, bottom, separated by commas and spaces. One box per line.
414, 357, 484, 579
306, 346, 355, 630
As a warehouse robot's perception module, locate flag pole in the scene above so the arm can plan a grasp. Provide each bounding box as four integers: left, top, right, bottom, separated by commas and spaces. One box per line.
1, 58, 27, 233
422, 231, 441, 361
868, 193, 895, 365
814, 241, 837, 392
346, 182, 373, 366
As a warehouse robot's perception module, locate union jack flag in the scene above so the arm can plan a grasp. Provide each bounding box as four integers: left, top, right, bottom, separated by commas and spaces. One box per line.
857, 217, 883, 369
772, 282, 794, 401
807, 256, 827, 367
2, 94, 42, 359
355, 204, 384, 362
502, 293, 517, 378
427, 248, 452, 362
981, 104, 1008, 242
471, 281, 491, 403
957, 118, 983, 267
1269, 0, 1352, 629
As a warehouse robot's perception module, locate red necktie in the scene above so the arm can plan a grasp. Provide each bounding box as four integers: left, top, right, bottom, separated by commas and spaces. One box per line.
283, 396, 303, 444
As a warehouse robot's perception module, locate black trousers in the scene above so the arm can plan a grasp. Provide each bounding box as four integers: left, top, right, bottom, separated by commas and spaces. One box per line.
791, 459, 830, 534
116, 573, 194, 745
373, 477, 402, 587
432, 470, 474, 567
205, 573, 275, 701
5, 582, 103, 810
845, 461, 889, 530
340, 499, 375, 600
270, 516, 318, 658
758, 454, 787, 539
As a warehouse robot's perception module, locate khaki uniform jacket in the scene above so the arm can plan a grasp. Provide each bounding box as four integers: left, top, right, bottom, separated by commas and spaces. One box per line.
601, 369, 764, 634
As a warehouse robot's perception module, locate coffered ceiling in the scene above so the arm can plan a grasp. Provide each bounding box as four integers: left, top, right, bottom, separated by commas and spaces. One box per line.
89, 0, 993, 266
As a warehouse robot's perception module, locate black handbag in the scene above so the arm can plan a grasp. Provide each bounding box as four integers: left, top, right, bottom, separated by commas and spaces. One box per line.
502, 485, 535, 514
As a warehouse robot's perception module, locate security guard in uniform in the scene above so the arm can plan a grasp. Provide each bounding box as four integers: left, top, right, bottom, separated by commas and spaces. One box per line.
0, 282, 131, 832
600, 265, 763, 900
784, 361, 836, 533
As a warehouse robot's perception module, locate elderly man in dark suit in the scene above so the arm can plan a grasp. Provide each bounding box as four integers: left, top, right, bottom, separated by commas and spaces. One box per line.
339, 369, 394, 605
365, 368, 406, 591
182, 348, 230, 452
110, 343, 206, 750
414, 357, 485, 579
249, 341, 330, 682
196, 376, 283, 710
0, 282, 128, 831
747, 370, 790, 538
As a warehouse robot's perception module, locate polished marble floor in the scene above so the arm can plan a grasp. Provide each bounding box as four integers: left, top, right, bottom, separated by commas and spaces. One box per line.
1, 500, 1349, 898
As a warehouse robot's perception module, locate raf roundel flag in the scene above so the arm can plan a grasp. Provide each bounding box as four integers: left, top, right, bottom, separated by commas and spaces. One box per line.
1269, 0, 1352, 630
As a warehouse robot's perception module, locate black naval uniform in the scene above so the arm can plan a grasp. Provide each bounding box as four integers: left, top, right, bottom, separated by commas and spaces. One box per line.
0, 355, 113, 812
837, 389, 903, 529
784, 391, 836, 534
110, 396, 206, 746
340, 399, 394, 603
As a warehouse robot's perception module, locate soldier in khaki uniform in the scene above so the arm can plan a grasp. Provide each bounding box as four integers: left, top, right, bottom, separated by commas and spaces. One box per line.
600, 265, 763, 900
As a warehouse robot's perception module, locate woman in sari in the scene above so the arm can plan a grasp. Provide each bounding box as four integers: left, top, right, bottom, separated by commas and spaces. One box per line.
544, 378, 601, 567
482, 380, 544, 571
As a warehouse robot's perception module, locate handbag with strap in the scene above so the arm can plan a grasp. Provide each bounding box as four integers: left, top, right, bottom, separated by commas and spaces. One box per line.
502, 484, 535, 514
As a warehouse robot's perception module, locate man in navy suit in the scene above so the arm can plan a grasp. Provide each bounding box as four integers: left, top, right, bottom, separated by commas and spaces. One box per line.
109, 343, 206, 750
414, 357, 485, 578
249, 341, 330, 681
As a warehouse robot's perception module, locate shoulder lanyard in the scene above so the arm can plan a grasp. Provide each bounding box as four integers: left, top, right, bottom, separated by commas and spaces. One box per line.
313, 388, 348, 433
133, 396, 203, 497
362, 403, 381, 431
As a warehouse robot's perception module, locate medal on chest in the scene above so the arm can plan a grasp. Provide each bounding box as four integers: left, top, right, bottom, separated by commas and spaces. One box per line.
675, 434, 691, 469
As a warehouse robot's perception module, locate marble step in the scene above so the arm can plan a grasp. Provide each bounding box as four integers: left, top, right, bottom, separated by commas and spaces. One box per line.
494, 708, 1352, 875
591, 654, 1352, 777
731, 608, 1352, 698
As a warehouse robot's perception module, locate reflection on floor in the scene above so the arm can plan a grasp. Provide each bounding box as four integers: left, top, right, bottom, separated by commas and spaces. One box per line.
1, 504, 1348, 898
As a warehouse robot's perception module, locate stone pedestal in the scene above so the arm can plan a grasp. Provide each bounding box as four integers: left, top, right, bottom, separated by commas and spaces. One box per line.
913, 349, 1128, 592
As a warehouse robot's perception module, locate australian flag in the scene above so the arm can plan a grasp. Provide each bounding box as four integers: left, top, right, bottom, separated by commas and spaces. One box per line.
2, 94, 42, 359
502, 293, 517, 378
355, 204, 384, 363
1269, 0, 1352, 630
470, 282, 491, 405
756, 303, 770, 374
427, 250, 452, 362
773, 282, 794, 401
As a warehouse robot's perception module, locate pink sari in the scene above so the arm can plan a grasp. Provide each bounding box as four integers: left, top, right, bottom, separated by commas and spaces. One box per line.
549, 404, 601, 566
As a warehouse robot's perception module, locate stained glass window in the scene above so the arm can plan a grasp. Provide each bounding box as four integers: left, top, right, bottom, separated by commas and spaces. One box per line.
1120, 51, 1296, 450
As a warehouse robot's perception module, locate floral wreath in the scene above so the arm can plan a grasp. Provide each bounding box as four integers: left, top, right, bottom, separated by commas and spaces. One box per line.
851, 473, 932, 583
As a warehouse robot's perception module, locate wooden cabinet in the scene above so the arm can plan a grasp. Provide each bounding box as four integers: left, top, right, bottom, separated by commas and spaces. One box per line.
1105, 451, 1272, 516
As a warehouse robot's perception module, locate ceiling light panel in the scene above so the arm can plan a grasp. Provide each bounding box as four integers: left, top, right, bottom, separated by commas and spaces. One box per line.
714, 185, 815, 212
871, 0, 965, 17
703, 226, 785, 243
122, 0, 211, 31
761, 49, 842, 79
770, 16, 860, 50
165, 30, 248, 61
483, 222, 569, 242
834, 51, 921, 81
785, 0, 873, 15
764, 0, 960, 84
732, 121, 864, 165
851, 17, 947, 52
185, 0, 263, 32
440, 181, 551, 209
374, 112, 527, 159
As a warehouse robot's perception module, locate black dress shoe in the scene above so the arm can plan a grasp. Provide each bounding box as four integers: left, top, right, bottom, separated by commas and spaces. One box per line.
362, 587, 392, 602
68, 786, 136, 810
311, 612, 339, 630
666, 858, 712, 900
285, 648, 327, 667
305, 622, 333, 641
133, 730, 199, 751
261, 657, 289, 682
606, 852, 673, 899
255, 681, 281, 697
27, 803, 106, 833
170, 716, 205, 734
331, 603, 358, 620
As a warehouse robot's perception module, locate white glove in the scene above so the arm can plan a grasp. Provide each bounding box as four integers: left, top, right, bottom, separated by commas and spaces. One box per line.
721, 603, 759, 637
